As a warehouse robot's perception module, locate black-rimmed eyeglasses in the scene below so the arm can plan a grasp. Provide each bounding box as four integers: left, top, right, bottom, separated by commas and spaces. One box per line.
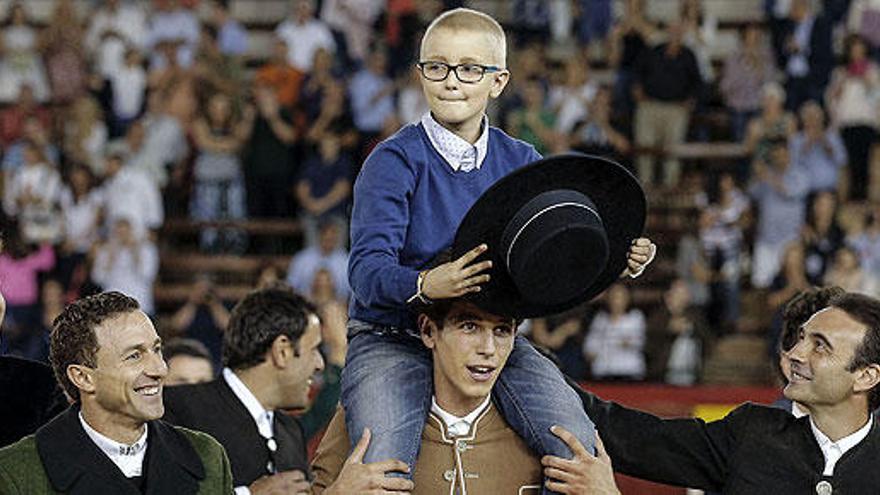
417, 61, 502, 83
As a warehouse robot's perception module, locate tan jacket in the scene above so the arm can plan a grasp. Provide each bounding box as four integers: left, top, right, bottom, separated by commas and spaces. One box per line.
312, 403, 543, 494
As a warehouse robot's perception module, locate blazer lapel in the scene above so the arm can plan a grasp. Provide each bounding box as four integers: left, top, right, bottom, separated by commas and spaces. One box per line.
144, 420, 205, 495
36, 406, 138, 495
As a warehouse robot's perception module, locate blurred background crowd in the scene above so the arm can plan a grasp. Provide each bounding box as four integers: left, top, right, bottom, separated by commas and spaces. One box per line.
1, 0, 880, 388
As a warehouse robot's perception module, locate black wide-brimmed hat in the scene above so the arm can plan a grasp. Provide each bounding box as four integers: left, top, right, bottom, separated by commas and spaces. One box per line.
452, 153, 646, 319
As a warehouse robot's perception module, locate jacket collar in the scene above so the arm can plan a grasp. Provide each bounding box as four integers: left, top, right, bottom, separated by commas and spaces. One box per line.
36, 405, 205, 495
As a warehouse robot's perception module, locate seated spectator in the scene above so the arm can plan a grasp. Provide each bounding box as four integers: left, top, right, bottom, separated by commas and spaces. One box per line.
169, 275, 230, 369
254, 38, 305, 110
826, 34, 879, 201
2, 117, 59, 185
719, 23, 775, 141
86, 0, 148, 78
646, 279, 710, 385
57, 165, 102, 291
286, 221, 350, 301
584, 283, 646, 380
749, 138, 810, 288
41, 0, 87, 104
744, 82, 797, 171
824, 245, 878, 296
91, 217, 160, 315
530, 306, 590, 380
0, 227, 54, 359
570, 85, 631, 160
294, 129, 353, 245
0, 86, 51, 149
190, 92, 255, 253
2, 141, 62, 245
790, 101, 847, 194
164, 338, 216, 386
549, 57, 598, 137
700, 172, 749, 330
348, 48, 396, 140
802, 190, 844, 285
0, 3, 50, 103
244, 83, 297, 219
208, 0, 248, 57
109, 48, 147, 137
633, 21, 701, 186
62, 96, 108, 175
100, 152, 163, 239
506, 78, 560, 156
146, 0, 200, 70
275, 0, 336, 72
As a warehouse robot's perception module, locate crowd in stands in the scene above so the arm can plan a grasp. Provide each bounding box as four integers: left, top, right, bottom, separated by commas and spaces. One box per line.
2, 0, 880, 387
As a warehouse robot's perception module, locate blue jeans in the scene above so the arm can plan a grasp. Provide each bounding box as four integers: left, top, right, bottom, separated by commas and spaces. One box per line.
341, 322, 596, 493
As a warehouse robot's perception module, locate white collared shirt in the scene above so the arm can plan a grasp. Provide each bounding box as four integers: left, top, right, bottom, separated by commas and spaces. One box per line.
430, 394, 492, 437
224, 368, 275, 495
421, 112, 489, 172
79, 412, 148, 478
810, 415, 873, 475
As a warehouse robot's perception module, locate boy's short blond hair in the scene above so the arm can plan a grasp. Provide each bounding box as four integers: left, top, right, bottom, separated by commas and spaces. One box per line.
420, 8, 507, 68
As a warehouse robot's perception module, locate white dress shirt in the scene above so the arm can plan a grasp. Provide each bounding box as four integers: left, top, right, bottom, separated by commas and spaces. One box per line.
79, 413, 148, 478
421, 112, 489, 172
430, 394, 492, 437
223, 368, 275, 495
810, 415, 873, 476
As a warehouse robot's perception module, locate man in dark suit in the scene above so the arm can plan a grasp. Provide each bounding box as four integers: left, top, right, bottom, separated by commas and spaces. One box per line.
0, 292, 67, 448
560, 291, 880, 494
0, 291, 233, 494
163, 284, 323, 495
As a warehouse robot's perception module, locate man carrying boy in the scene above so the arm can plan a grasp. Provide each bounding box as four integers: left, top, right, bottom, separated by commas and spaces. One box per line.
344, 9, 655, 491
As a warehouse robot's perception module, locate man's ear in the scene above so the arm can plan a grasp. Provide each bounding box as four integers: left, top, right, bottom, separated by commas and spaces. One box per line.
418, 314, 437, 350
67, 364, 96, 396
269, 334, 293, 367
854, 363, 880, 395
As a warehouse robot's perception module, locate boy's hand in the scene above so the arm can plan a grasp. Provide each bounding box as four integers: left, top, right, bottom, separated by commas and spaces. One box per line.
542, 427, 620, 495
325, 429, 413, 495
622, 238, 656, 279
423, 244, 492, 300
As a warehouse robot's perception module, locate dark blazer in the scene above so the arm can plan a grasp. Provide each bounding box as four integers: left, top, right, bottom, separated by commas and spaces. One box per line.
162, 378, 309, 487
0, 405, 233, 494
578, 388, 880, 494
0, 357, 68, 448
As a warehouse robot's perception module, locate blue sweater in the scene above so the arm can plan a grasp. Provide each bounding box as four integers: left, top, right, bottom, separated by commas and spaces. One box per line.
348, 122, 541, 328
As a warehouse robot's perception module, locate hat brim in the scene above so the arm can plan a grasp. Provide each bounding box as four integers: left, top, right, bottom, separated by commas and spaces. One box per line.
452, 153, 646, 319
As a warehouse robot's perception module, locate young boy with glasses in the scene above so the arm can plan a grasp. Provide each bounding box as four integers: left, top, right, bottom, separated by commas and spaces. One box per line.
345, 7, 654, 491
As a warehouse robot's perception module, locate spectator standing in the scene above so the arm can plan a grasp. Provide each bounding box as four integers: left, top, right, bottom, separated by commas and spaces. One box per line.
243, 84, 297, 219
680, 0, 717, 84
100, 152, 164, 239
0, 3, 50, 103
608, 0, 656, 118
40, 0, 87, 104
719, 24, 775, 142
86, 0, 148, 78
146, 0, 200, 70
208, 0, 248, 57
570, 85, 631, 160
319, 0, 384, 68
548, 57, 598, 137
584, 283, 646, 380
303, 81, 358, 152
170, 276, 230, 369
744, 82, 797, 171
3, 141, 62, 245
276, 0, 337, 72
91, 217, 159, 315
749, 139, 810, 288
790, 101, 847, 194
63, 96, 108, 175
826, 34, 879, 201
0, 86, 51, 150
802, 190, 845, 285
0, 230, 54, 359
348, 48, 396, 141
286, 221, 350, 301
295, 129, 353, 245
57, 165, 102, 290
190, 93, 255, 253
632, 21, 702, 186
646, 279, 709, 385
530, 307, 590, 381
254, 38, 305, 110
776, 0, 834, 110
299, 47, 343, 123
109, 48, 147, 137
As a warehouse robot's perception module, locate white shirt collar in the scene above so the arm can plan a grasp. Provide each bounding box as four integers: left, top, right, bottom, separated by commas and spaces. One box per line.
223, 367, 275, 440
430, 394, 492, 437
791, 401, 810, 418
78, 412, 148, 478
421, 112, 489, 172
809, 414, 873, 476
